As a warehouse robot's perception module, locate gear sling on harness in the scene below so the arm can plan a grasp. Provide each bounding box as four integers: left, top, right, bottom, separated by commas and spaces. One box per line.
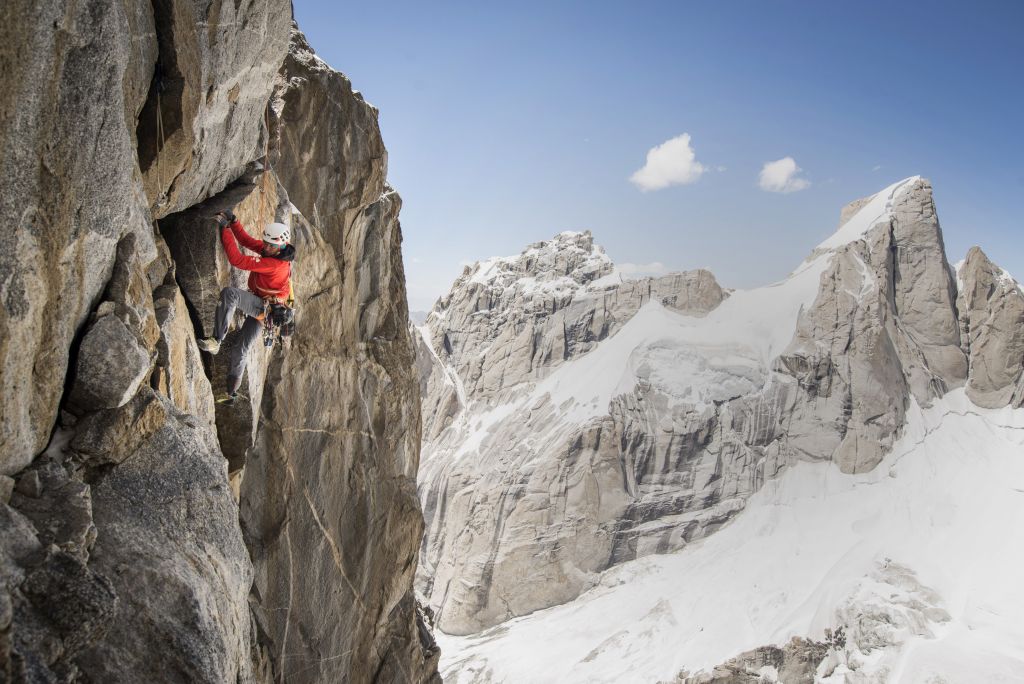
261, 301, 295, 347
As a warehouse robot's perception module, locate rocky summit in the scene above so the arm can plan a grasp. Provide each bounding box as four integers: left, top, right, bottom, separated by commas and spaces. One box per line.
415, 177, 1024, 680
1, 4, 437, 683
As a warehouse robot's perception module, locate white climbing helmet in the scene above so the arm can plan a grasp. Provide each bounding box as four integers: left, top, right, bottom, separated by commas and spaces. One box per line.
263, 222, 290, 246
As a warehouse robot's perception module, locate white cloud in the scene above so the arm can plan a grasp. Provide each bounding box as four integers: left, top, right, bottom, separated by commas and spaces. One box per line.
618, 261, 670, 279
872, 164, 882, 172
630, 133, 706, 191
758, 157, 811, 193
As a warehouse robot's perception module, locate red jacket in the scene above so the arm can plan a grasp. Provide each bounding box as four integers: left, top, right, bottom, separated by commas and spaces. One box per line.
220, 220, 293, 300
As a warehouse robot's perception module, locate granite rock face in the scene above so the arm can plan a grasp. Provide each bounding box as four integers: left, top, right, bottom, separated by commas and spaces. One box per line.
0, 0, 158, 475
5, 228, 253, 683
137, 0, 292, 217
416, 177, 979, 635
957, 246, 1024, 408
777, 177, 967, 474
2, 4, 437, 683
270, 26, 388, 251
230, 28, 438, 682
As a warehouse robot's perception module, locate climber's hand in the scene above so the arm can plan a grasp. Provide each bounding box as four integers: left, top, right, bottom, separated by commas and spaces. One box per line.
214, 211, 237, 227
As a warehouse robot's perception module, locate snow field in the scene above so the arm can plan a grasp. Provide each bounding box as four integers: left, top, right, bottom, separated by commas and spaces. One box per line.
438, 390, 1024, 683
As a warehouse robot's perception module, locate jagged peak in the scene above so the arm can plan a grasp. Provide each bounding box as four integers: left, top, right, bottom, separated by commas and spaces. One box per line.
285, 24, 378, 112
460, 229, 614, 292
817, 175, 925, 253
287, 24, 338, 75
958, 245, 1024, 297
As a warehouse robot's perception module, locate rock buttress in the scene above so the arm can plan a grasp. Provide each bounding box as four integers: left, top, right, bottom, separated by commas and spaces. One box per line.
234, 26, 440, 683
0, 0, 157, 475
957, 246, 1024, 408
2, 5, 438, 684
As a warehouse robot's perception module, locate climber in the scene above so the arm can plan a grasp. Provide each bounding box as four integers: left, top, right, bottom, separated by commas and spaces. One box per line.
197, 210, 295, 402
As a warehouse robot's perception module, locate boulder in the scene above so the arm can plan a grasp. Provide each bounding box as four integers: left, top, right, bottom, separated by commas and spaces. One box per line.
73, 395, 254, 684
70, 386, 170, 466
67, 315, 153, 413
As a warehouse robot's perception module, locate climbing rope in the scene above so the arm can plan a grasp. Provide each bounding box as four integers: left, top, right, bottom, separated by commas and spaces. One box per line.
256, 107, 273, 231
153, 67, 170, 212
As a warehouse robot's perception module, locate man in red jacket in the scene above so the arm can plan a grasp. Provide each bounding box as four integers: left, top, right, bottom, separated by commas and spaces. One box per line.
197, 210, 295, 400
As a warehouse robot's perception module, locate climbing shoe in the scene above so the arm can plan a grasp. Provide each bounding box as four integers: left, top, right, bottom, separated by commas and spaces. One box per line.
215, 391, 246, 405
197, 337, 221, 354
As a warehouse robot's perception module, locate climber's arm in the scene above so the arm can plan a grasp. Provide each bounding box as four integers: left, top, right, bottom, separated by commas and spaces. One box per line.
220, 226, 277, 273
229, 219, 265, 253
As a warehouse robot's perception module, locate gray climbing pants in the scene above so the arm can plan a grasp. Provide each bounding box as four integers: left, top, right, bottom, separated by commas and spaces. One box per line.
213, 287, 265, 388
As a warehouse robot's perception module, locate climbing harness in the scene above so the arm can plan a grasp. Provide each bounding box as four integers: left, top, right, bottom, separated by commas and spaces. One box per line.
261, 301, 295, 347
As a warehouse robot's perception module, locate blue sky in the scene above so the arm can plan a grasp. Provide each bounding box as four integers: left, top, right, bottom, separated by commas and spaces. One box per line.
294, 1, 1024, 311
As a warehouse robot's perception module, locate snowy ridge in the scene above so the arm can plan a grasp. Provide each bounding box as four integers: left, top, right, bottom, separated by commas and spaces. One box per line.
955, 256, 1024, 297
462, 230, 615, 295
437, 390, 1024, 683
814, 175, 921, 252
461, 177, 921, 426
999, 266, 1024, 296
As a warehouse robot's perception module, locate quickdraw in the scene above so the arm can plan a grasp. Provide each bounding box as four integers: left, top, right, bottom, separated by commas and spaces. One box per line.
261, 301, 295, 348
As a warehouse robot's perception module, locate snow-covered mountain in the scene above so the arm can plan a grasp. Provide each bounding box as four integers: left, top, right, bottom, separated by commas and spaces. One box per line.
414, 177, 1024, 681
435, 391, 1024, 683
